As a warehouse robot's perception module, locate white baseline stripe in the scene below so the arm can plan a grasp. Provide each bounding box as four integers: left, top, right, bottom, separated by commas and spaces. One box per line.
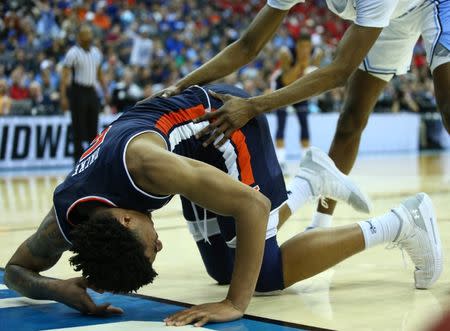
0, 285, 8, 290
42, 321, 213, 330
0, 297, 55, 308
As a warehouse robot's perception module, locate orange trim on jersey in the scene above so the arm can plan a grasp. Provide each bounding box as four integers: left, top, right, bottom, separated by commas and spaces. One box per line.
155, 104, 255, 186
230, 130, 255, 186
66, 196, 116, 226
155, 105, 205, 135
80, 126, 111, 161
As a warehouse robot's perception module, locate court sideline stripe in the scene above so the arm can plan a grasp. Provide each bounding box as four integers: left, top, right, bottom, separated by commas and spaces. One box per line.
0, 267, 335, 331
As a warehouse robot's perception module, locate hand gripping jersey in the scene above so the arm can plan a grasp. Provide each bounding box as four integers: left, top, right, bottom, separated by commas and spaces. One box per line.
53, 84, 287, 243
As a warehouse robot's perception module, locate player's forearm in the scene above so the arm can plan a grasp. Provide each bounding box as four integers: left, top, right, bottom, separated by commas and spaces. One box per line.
250, 63, 348, 114
4, 264, 61, 301
175, 5, 287, 91
226, 195, 271, 311
175, 40, 256, 90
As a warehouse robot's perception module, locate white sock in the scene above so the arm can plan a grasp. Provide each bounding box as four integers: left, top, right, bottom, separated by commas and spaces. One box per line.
287, 176, 312, 214
357, 211, 401, 249
276, 147, 286, 164
309, 211, 333, 228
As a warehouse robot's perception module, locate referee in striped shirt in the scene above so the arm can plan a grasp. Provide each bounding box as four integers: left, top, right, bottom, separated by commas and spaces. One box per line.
60, 25, 106, 162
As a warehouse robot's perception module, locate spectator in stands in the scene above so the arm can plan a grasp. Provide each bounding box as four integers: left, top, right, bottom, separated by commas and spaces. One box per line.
0, 79, 11, 115
129, 25, 153, 68
0, 0, 440, 123
143, 84, 153, 99
111, 68, 143, 113
9, 67, 29, 101
29, 81, 43, 114
394, 85, 420, 113
35, 60, 59, 92
93, 2, 111, 31
30, 80, 59, 115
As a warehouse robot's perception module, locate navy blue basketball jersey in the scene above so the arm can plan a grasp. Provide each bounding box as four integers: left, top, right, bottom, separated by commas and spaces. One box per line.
53, 84, 287, 243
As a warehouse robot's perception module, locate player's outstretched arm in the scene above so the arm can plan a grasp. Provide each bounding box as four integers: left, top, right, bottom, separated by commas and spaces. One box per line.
4, 209, 123, 316
5, 209, 69, 299
126, 134, 271, 326
194, 24, 383, 146
139, 5, 288, 101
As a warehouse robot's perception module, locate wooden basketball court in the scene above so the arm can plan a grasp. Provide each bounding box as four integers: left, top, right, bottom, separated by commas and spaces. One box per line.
1, 152, 449, 330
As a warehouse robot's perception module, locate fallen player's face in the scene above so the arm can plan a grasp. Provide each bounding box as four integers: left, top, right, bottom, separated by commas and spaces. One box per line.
111, 209, 163, 263
141, 213, 163, 263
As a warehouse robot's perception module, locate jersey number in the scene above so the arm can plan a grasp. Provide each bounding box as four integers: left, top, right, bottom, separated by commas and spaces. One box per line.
79, 126, 111, 161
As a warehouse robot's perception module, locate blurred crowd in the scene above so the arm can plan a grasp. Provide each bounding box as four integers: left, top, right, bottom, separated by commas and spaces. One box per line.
0, 0, 438, 116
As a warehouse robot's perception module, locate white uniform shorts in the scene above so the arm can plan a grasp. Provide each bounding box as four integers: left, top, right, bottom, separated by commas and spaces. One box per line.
359, 0, 450, 81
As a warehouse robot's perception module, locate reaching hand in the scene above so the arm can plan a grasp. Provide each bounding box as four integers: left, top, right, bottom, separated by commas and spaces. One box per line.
164, 299, 243, 327
55, 277, 123, 316
136, 85, 181, 105
193, 91, 256, 147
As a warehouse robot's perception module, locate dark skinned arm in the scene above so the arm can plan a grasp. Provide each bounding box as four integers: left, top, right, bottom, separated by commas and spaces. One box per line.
194, 24, 383, 147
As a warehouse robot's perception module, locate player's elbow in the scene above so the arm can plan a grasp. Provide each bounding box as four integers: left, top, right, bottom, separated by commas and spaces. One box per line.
252, 191, 271, 217
236, 37, 260, 62
4, 263, 17, 289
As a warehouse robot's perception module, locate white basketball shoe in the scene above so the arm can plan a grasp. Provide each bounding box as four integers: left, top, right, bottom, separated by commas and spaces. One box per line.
391, 193, 442, 289
296, 147, 372, 214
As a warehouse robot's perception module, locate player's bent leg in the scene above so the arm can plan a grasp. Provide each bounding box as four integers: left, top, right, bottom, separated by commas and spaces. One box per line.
277, 203, 292, 229
433, 62, 450, 133
281, 193, 442, 289
314, 70, 388, 218
254, 236, 285, 294
281, 224, 365, 287
195, 234, 234, 285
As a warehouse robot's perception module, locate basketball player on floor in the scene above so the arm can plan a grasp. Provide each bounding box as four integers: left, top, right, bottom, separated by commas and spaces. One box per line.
149, 0, 450, 230
5, 85, 442, 327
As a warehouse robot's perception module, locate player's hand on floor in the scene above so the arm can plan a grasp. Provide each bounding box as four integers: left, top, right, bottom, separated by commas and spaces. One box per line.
55, 277, 123, 316
193, 91, 255, 147
136, 85, 181, 105
164, 299, 243, 327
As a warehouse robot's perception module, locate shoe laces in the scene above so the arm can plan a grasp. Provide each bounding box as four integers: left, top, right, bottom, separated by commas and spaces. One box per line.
386, 242, 409, 268
386, 231, 424, 270
317, 171, 346, 201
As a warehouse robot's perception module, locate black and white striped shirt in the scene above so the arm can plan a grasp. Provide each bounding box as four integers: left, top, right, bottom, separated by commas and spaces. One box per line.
63, 45, 102, 87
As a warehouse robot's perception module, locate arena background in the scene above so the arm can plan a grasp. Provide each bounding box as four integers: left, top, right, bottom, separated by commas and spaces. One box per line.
0, 0, 449, 170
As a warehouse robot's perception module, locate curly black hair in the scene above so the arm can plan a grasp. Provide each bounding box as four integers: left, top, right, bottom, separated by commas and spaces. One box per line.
69, 212, 157, 293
